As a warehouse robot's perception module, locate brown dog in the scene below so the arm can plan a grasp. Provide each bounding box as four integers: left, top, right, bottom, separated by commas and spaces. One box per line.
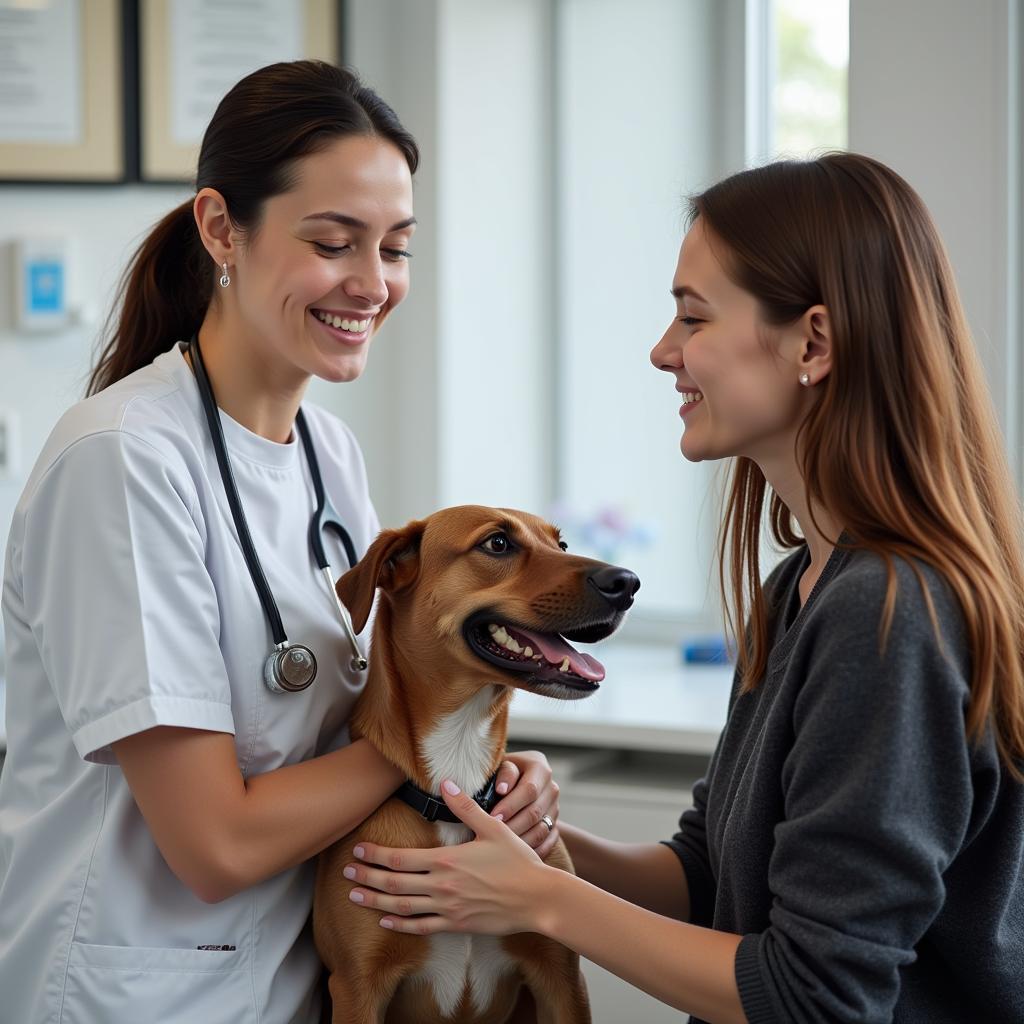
313, 505, 639, 1023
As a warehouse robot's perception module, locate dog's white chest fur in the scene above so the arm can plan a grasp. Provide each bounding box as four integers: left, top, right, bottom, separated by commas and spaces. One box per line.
407, 929, 517, 1017
408, 686, 518, 1016
419, 684, 499, 794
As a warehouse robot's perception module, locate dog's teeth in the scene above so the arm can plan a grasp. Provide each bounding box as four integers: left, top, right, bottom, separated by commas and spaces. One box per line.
488, 623, 499, 635
506, 638, 522, 653
533, 654, 543, 661
493, 626, 509, 643
523, 646, 533, 657
558, 656, 570, 672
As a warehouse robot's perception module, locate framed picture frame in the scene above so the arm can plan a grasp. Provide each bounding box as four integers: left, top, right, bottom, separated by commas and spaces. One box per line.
138, 0, 342, 183
0, 0, 129, 184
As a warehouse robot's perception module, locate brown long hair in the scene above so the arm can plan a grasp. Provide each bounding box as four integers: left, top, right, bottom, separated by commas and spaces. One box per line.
696, 152, 1024, 777
87, 61, 418, 396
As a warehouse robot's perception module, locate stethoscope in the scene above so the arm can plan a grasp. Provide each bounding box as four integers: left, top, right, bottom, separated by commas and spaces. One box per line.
188, 335, 368, 693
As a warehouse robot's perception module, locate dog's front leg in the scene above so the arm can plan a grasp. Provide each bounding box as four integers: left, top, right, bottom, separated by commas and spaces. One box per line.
529, 978, 591, 1024
326, 965, 405, 1024
504, 983, 538, 1023
516, 957, 591, 1024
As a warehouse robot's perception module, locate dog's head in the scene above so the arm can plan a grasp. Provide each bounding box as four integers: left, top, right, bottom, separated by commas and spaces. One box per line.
336, 505, 639, 699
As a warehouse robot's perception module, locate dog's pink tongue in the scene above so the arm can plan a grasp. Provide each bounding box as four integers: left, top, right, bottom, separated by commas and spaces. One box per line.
509, 626, 605, 682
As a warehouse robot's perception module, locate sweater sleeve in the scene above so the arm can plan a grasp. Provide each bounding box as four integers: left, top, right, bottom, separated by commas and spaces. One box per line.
735, 558, 976, 1023
661, 658, 750, 927
660, 773, 718, 927
661, 555, 799, 930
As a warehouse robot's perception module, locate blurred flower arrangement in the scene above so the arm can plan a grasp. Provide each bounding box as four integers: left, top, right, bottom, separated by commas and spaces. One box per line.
547, 500, 655, 566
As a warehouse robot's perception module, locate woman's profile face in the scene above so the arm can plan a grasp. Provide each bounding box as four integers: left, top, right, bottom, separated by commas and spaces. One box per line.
232, 134, 415, 384
649, 218, 806, 466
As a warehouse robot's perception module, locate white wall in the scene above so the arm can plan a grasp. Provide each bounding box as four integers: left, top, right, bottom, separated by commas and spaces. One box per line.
554, 0, 725, 618
329, 0, 443, 530
345, 0, 557, 526
0, 186, 187, 544
848, 0, 1023, 487
436, 0, 554, 513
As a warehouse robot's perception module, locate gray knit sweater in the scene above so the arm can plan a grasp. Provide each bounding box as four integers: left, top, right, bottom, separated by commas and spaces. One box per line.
663, 542, 1024, 1023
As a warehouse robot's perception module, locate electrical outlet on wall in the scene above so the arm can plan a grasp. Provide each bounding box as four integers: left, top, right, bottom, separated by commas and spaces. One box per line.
0, 410, 21, 480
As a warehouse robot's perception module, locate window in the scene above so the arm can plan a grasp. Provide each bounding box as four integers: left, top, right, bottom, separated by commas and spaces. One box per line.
553, 0, 724, 626
773, 0, 848, 157
750, 0, 849, 164
553, 0, 849, 632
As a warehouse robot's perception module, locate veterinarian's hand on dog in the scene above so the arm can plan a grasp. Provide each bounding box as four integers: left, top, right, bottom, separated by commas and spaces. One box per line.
345, 778, 556, 936
490, 749, 561, 858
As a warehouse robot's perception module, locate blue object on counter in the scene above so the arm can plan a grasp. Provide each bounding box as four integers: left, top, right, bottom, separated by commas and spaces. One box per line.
682, 636, 734, 665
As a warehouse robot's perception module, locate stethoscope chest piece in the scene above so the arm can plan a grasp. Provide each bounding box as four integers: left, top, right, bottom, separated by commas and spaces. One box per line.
264, 643, 318, 693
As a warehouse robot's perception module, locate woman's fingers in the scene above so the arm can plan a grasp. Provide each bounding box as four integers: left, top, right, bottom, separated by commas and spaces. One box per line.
484, 751, 560, 851
489, 775, 541, 825
348, 887, 434, 917
519, 807, 559, 854
493, 758, 520, 797
534, 825, 560, 861
502, 780, 559, 841
344, 862, 433, 896
489, 752, 552, 819
378, 914, 450, 935
351, 841, 436, 873
437, 779, 507, 835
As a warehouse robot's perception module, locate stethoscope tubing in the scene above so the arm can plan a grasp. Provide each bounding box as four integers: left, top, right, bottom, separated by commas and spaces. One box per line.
190, 336, 288, 646
188, 335, 367, 687
295, 411, 359, 571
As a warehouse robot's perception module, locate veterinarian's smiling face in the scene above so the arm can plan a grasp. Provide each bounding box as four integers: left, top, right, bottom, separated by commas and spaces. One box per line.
649, 218, 808, 465
230, 134, 415, 385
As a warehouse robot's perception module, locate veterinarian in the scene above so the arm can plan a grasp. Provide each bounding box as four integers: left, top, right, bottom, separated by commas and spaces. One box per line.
0, 61, 560, 1023
343, 152, 1024, 1023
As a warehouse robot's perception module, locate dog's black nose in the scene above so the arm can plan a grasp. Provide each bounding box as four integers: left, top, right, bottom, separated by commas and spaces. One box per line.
588, 566, 641, 611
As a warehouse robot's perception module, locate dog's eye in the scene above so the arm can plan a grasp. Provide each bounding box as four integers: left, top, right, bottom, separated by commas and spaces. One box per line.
480, 532, 512, 554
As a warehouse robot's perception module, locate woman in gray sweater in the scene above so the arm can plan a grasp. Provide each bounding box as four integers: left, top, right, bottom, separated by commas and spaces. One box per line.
341, 152, 1024, 1023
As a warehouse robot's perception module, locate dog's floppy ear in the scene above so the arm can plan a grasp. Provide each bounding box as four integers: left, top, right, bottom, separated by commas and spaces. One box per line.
335, 519, 427, 633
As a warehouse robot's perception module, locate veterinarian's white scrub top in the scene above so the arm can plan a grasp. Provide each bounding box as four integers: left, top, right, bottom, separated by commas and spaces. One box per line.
0, 342, 379, 1023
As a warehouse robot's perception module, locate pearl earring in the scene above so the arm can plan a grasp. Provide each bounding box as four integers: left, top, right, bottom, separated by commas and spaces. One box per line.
799, 372, 811, 386
219, 262, 231, 288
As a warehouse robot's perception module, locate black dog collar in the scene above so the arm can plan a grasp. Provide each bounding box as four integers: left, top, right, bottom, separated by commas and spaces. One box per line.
393, 771, 500, 824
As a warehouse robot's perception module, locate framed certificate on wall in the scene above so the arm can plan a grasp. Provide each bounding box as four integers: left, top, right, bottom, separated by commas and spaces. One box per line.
0, 0, 128, 183
139, 0, 341, 183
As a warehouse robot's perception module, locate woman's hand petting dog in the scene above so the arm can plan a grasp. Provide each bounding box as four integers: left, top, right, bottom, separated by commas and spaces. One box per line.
345, 778, 557, 937
491, 749, 561, 859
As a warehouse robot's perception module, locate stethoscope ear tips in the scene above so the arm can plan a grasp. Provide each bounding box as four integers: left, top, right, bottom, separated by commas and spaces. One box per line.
351, 655, 369, 672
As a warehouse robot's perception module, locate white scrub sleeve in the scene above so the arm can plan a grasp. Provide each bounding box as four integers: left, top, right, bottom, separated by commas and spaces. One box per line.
19, 430, 235, 764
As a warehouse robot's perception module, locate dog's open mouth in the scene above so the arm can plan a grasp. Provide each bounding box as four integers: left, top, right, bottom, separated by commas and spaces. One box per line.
464, 616, 606, 693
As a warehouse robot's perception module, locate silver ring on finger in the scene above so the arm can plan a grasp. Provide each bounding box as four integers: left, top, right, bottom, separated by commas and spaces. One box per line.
540, 813, 555, 832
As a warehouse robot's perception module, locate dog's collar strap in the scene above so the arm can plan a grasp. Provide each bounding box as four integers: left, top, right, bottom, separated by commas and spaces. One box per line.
393, 772, 500, 824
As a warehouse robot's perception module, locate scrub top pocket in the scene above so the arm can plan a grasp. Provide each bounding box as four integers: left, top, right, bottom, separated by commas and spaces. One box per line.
61, 941, 254, 1024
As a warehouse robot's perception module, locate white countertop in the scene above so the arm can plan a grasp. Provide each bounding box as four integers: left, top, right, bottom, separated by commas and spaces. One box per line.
507, 643, 733, 754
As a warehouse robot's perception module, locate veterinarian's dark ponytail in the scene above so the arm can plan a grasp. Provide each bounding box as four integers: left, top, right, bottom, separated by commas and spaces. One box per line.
88, 60, 418, 395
